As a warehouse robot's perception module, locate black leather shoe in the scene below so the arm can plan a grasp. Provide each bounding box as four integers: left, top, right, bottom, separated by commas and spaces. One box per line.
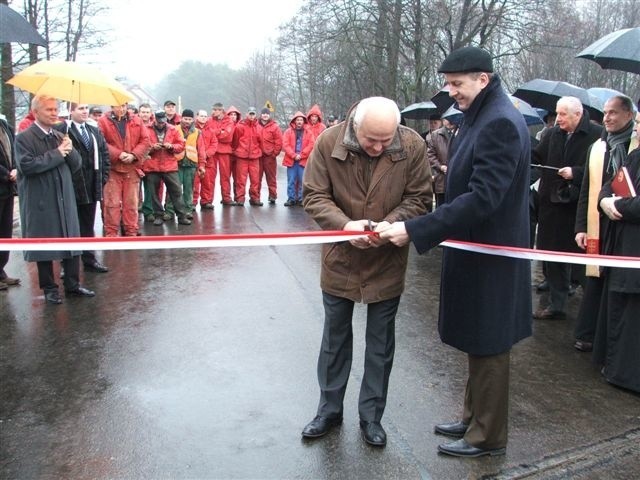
533, 307, 566, 320
438, 438, 505, 457
249, 200, 263, 206
360, 420, 386, 446
536, 280, 549, 292
268, 197, 276, 204
284, 200, 295, 206
65, 286, 95, 297
574, 339, 593, 352
434, 421, 468, 438
301, 415, 342, 438
84, 261, 109, 273
45, 290, 63, 304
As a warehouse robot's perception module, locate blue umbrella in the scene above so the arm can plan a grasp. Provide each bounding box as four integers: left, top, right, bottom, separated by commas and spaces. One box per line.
577, 28, 640, 75
507, 95, 543, 126
0, 4, 46, 46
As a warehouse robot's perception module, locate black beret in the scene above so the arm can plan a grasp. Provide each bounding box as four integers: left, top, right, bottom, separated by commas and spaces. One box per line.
438, 46, 493, 74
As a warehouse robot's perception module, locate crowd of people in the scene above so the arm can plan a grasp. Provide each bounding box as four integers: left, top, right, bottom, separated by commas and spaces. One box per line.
0, 45, 638, 458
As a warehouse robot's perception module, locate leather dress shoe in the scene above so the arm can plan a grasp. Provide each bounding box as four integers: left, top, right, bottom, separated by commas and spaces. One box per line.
574, 339, 593, 352
84, 261, 109, 273
360, 420, 386, 447
533, 307, 566, 320
434, 421, 468, 438
536, 280, 549, 292
45, 290, 63, 304
301, 415, 342, 438
65, 286, 95, 297
438, 438, 506, 458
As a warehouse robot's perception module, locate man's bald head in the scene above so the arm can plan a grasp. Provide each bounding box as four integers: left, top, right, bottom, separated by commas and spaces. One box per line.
353, 97, 400, 157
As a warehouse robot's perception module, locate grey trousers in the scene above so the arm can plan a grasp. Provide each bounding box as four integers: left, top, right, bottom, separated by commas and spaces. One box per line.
462, 350, 510, 449
316, 291, 400, 422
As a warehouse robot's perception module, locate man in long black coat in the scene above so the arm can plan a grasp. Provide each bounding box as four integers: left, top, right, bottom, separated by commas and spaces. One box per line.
533, 98, 602, 319
15, 95, 95, 304
55, 103, 111, 273
382, 47, 531, 457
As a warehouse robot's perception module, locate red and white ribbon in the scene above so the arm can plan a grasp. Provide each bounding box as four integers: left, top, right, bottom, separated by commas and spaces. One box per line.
441, 240, 640, 269
0, 232, 638, 269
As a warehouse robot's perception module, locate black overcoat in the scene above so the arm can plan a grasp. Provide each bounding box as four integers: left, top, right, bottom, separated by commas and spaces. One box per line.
0, 119, 16, 198
15, 124, 82, 262
405, 76, 532, 356
534, 113, 602, 252
598, 148, 640, 292
54, 121, 110, 204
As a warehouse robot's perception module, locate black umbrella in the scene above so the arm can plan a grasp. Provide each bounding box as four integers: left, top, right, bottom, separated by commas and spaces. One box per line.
576, 27, 640, 75
400, 101, 438, 120
512, 79, 603, 122
430, 85, 454, 114
0, 4, 46, 46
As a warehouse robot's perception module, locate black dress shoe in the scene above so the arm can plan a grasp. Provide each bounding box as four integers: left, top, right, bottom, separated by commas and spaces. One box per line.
65, 286, 95, 297
438, 439, 505, 458
574, 339, 593, 352
536, 280, 549, 292
301, 415, 342, 438
45, 290, 63, 304
249, 200, 263, 206
84, 261, 109, 273
434, 421, 468, 438
360, 420, 386, 447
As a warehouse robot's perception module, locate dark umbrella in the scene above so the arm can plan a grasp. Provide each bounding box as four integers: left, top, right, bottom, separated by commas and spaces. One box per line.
400, 101, 438, 120
0, 4, 46, 46
512, 79, 603, 122
430, 85, 454, 114
576, 27, 640, 75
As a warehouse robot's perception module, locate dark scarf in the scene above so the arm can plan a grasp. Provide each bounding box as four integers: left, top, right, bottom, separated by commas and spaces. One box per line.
607, 120, 634, 174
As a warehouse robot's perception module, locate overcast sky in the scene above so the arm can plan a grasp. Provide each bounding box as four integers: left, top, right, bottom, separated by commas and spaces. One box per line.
78, 0, 303, 86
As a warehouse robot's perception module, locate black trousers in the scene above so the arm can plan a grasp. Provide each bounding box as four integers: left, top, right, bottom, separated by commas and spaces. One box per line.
37, 256, 80, 292
316, 291, 400, 422
0, 195, 13, 275
147, 171, 187, 217
77, 202, 98, 264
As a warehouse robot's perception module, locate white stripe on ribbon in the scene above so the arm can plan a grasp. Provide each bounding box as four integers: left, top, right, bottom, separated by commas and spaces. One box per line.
1, 232, 638, 268
441, 240, 640, 269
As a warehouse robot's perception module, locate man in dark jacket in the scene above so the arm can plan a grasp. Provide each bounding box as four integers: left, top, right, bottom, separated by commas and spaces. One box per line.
382, 47, 532, 457
0, 118, 20, 290
55, 103, 111, 273
302, 96, 432, 447
533, 97, 602, 319
426, 118, 456, 208
15, 95, 95, 304
572, 95, 636, 351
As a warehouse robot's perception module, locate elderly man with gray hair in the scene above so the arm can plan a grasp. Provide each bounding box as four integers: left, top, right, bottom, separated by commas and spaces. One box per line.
532, 96, 602, 320
301, 96, 432, 447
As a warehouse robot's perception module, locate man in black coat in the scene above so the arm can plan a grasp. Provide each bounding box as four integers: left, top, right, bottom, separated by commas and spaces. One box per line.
533, 97, 602, 319
55, 103, 111, 273
0, 118, 20, 290
382, 47, 531, 457
15, 95, 95, 304
573, 96, 636, 351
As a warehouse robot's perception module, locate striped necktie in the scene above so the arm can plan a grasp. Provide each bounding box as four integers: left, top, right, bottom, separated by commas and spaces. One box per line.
80, 124, 91, 149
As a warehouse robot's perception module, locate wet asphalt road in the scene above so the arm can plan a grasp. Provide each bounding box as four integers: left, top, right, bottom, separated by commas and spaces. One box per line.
1, 167, 639, 479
